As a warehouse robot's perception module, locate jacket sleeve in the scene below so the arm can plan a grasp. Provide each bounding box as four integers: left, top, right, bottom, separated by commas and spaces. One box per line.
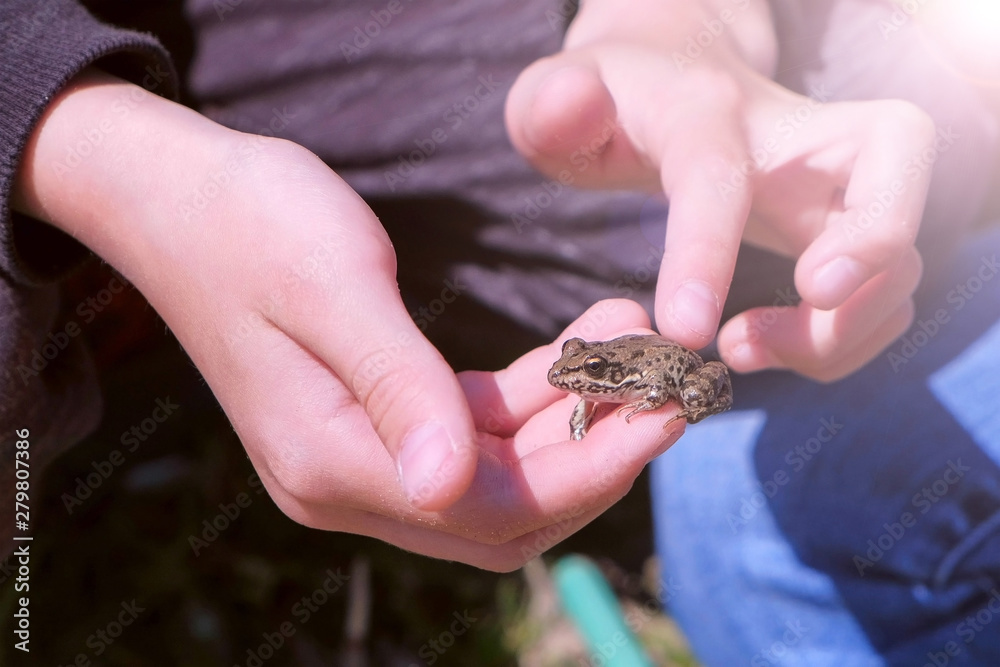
0, 0, 179, 555
1, 0, 178, 284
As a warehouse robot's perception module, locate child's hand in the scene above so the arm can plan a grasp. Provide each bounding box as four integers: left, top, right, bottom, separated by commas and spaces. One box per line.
274, 298, 682, 571
14, 70, 481, 513
14, 72, 677, 569
506, 0, 934, 381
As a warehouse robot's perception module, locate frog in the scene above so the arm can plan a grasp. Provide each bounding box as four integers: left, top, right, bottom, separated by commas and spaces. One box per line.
547, 334, 733, 440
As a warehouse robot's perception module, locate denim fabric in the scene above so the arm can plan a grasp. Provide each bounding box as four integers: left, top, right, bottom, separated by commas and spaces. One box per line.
652, 226, 1000, 666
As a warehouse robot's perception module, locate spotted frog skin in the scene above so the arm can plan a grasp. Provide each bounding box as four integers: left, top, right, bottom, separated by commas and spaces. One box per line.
547, 334, 733, 440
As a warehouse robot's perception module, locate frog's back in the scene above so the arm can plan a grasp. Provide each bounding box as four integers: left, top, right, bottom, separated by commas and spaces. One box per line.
617, 335, 704, 382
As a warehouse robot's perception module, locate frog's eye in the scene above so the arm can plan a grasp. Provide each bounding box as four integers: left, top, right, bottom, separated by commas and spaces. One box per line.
583, 356, 607, 377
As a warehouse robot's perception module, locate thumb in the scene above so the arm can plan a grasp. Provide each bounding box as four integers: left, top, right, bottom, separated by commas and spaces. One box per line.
278, 200, 478, 512
342, 316, 479, 512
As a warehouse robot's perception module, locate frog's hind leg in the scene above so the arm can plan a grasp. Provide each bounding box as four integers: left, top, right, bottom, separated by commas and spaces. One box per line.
677, 361, 733, 424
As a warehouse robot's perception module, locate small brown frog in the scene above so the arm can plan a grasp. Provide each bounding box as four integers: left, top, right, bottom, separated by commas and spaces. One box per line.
547, 334, 733, 440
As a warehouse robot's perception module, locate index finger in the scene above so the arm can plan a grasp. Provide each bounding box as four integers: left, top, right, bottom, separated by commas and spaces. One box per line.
458, 298, 652, 437
653, 81, 753, 349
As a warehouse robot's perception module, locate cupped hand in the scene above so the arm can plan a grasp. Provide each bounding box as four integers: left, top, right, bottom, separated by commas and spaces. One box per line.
17, 73, 480, 510
505, 1, 935, 381
253, 298, 682, 571
146, 149, 679, 570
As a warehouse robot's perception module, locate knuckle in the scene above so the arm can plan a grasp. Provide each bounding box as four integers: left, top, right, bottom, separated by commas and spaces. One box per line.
683, 69, 743, 110
695, 151, 752, 192
268, 455, 325, 504
349, 232, 398, 276
349, 350, 425, 432
348, 331, 418, 399
259, 435, 340, 506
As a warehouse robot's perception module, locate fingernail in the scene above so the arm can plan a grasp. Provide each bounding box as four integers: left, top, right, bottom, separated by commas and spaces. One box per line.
398, 422, 454, 505
813, 257, 867, 306
670, 279, 720, 337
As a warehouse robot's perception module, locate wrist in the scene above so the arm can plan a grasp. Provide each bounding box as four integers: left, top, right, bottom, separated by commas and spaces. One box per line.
12, 68, 246, 276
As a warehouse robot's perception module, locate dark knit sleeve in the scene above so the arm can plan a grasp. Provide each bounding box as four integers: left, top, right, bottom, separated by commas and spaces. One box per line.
0, 1, 179, 559
0, 0, 178, 285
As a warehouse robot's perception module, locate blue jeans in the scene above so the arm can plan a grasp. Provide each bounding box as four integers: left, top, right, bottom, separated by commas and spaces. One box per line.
651, 226, 1000, 666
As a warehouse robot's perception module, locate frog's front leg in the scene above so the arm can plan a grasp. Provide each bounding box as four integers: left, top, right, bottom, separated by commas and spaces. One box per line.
615, 384, 668, 423
570, 398, 599, 440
